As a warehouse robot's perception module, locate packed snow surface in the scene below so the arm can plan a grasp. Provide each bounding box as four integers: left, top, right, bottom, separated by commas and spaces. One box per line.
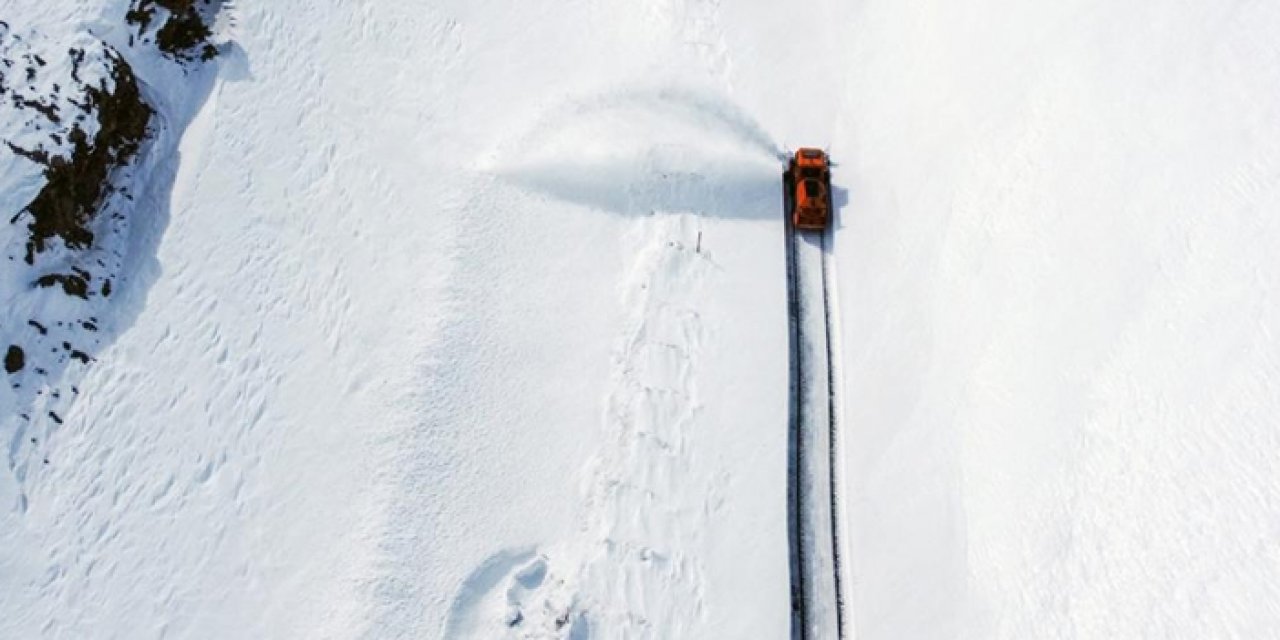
1, 0, 1279, 639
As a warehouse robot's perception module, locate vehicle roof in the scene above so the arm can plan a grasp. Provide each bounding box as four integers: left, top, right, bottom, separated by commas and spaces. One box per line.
794, 147, 828, 168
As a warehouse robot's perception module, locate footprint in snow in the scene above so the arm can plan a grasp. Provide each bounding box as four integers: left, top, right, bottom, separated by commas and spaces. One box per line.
445, 548, 587, 639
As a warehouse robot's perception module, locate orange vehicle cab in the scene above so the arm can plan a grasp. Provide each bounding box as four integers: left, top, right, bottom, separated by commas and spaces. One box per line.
786, 148, 831, 231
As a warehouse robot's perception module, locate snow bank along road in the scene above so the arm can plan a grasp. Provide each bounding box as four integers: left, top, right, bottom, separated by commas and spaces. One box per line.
786, 192, 847, 639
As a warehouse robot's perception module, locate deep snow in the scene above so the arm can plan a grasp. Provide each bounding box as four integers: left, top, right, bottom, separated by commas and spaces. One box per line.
3, 0, 1280, 639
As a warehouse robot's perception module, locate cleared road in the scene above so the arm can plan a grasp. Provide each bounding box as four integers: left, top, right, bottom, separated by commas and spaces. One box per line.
786, 206, 846, 640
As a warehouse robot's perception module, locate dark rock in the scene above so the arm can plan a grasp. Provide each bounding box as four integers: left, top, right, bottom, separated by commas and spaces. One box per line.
34, 272, 90, 298
4, 345, 24, 373
127, 0, 222, 61
9, 49, 152, 263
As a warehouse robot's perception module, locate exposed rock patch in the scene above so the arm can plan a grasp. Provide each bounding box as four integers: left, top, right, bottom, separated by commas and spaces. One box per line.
1, 5, 228, 445
127, 0, 223, 62
5, 345, 24, 373
34, 271, 91, 298
7, 49, 152, 264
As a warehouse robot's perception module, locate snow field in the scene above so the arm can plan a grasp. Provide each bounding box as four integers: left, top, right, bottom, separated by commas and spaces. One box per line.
8, 0, 1275, 638
419, 97, 791, 638
370, 2, 799, 637
4, 0, 450, 636
835, 1, 1280, 637
3, 0, 820, 636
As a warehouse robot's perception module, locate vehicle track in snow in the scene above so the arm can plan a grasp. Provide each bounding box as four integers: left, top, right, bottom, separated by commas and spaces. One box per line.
785, 211, 846, 640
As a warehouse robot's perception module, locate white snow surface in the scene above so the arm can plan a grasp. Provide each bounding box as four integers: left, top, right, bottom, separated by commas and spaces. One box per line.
2, 0, 1279, 639
836, 1, 1280, 638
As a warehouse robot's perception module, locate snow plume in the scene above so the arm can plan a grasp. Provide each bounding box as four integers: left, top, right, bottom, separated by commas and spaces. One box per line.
610, 86, 785, 162
499, 86, 782, 163
488, 86, 783, 218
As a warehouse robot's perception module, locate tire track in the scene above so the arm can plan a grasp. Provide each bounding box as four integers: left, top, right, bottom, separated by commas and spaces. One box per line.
785, 203, 846, 639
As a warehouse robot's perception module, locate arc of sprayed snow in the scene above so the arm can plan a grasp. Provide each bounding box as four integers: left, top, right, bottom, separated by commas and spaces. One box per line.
482, 85, 786, 170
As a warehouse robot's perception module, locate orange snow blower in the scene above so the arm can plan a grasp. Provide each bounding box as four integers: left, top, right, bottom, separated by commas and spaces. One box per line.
785, 148, 832, 231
